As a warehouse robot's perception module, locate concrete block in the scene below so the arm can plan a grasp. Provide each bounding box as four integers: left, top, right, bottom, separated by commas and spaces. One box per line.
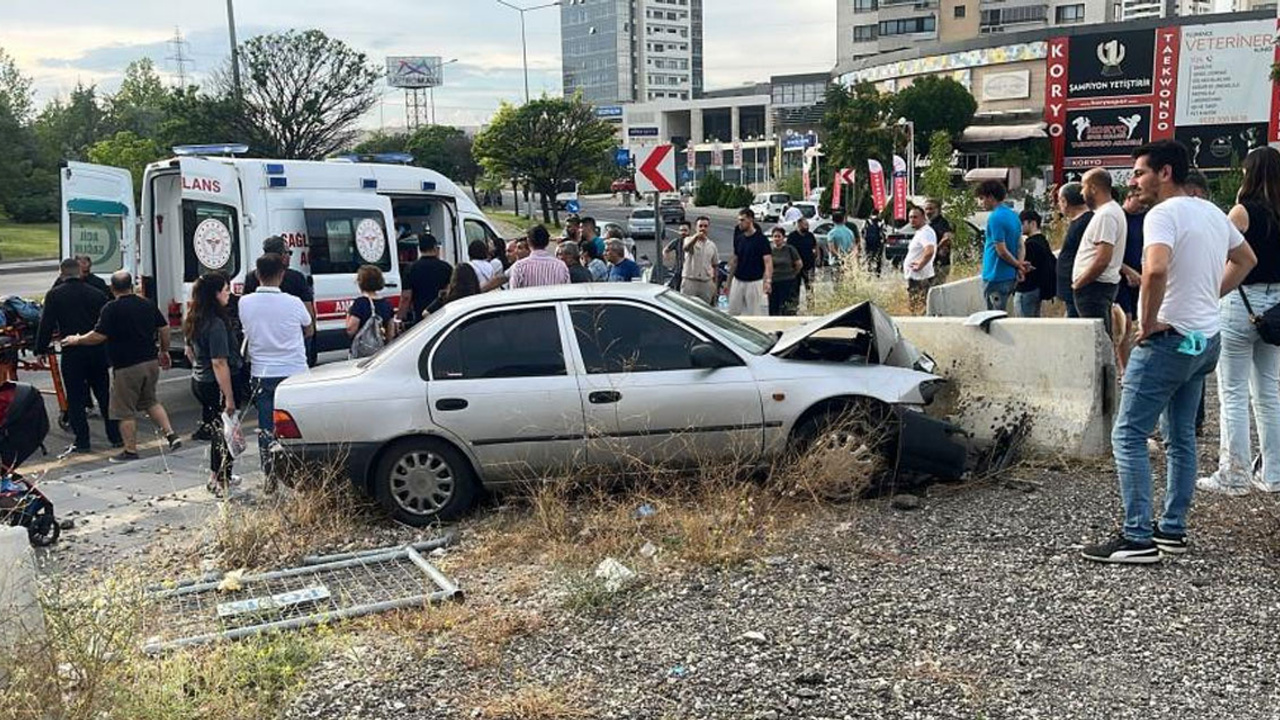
0, 526, 44, 668
926, 275, 986, 317
743, 315, 1115, 458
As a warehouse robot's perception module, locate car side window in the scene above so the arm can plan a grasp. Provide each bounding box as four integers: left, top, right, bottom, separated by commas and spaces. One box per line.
432, 308, 565, 380
571, 304, 702, 374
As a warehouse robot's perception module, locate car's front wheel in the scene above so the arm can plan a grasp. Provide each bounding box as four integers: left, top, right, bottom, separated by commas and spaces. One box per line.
373, 437, 478, 525
789, 400, 900, 499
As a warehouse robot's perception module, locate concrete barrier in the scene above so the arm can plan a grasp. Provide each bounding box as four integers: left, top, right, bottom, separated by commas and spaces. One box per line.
926, 275, 986, 317
0, 526, 43, 676
745, 315, 1115, 458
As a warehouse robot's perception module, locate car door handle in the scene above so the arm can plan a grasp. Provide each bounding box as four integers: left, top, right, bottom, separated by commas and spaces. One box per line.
435, 398, 468, 411
589, 391, 621, 404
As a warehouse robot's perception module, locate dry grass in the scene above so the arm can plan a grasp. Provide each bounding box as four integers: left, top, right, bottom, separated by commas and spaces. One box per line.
0, 571, 327, 720
470, 414, 887, 572
474, 684, 594, 720
806, 260, 982, 317
203, 461, 382, 570
380, 601, 545, 668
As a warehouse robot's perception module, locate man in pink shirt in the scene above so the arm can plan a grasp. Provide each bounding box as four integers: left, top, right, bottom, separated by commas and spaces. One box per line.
509, 225, 570, 288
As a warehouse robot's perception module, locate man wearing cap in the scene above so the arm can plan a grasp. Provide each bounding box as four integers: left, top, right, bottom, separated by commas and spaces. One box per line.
243, 236, 317, 366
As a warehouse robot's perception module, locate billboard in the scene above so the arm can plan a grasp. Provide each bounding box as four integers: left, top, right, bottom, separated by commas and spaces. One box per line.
1066, 29, 1156, 101
1175, 20, 1274, 127
387, 57, 443, 89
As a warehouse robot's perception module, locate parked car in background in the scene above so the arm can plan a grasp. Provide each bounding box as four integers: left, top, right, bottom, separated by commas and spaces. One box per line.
659, 197, 686, 225
611, 178, 636, 194
271, 285, 960, 524
750, 192, 791, 222
628, 207, 657, 238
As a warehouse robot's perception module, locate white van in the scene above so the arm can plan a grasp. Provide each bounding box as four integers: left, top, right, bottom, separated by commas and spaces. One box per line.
750, 192, 791, 222
59, 146, 505, 358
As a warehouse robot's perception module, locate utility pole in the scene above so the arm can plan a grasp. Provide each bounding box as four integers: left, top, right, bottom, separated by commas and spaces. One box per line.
226, 0, 242, 104
166, 27, 193, 87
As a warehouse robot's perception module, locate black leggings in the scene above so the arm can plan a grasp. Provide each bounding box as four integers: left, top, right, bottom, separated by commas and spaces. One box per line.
193, 373, 249, 482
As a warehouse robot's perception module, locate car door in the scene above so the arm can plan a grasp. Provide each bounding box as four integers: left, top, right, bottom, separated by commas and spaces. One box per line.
60, 162, 136, 283
567, 301, 765, 469
425, 304, 587, 483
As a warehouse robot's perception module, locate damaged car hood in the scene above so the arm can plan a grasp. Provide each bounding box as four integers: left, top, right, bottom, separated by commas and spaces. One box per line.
769, 301, 935, 372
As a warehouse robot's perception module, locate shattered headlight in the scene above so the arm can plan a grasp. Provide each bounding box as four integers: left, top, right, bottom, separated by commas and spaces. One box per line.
913, 352, 937, 374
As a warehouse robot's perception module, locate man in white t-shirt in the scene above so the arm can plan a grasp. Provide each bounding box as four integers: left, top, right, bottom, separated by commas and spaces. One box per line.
1083, 140, 1256, 565
1071, 168, 1127, 337
903, 206, 937, 315
237, 253, 313, 483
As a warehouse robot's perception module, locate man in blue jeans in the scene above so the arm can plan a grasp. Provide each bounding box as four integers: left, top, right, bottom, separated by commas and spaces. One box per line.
975, 180, 1029, 311
1083, 140, 1256, 564
237, 254, 313, 490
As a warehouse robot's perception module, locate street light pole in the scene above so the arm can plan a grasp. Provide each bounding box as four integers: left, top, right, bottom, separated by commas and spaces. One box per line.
496, 0, 560, 103
429, 58, 459, 125
898, 118, 916, 198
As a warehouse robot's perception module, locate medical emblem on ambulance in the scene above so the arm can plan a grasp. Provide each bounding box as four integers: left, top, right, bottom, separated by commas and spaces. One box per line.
355, 218, 385, 263
193, 218, 232, 269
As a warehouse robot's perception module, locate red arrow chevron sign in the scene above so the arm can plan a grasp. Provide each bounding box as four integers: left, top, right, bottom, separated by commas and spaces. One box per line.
635, 144, 676, 194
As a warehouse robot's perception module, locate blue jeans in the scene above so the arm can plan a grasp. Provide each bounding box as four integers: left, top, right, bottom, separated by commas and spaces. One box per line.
1015, 288, 1041, 318
1216, 286, 1280, 487
1112, 331, 1221, 541
983, 279, 1016, 312
252, 376, 287, 474
1058, 284, 1079, 318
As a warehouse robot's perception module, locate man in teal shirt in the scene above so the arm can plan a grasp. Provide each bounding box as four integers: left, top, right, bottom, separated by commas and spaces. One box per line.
976, 180, 1030, 311
826, 210, 857, 267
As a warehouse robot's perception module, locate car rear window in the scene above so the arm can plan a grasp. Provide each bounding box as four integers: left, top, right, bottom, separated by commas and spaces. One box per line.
632, 209, 654, 218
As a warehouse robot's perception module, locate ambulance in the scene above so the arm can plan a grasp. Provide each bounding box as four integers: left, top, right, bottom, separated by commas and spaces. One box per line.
59, 145, 505, 357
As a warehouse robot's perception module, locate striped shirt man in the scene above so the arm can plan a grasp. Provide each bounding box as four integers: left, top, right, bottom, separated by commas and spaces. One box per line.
509, 249, 570, 288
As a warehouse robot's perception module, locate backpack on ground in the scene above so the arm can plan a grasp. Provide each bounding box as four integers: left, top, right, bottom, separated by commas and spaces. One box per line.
349, 297, 386, 359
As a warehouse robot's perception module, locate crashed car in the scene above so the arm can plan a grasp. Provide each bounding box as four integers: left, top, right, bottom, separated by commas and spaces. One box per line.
271, 285, 969, 525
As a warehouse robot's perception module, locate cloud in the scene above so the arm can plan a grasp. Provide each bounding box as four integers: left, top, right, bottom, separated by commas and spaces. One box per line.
1, 0, 834, 127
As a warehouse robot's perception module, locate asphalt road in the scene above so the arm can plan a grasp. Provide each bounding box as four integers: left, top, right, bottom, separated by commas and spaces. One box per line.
2, 265, 58, 300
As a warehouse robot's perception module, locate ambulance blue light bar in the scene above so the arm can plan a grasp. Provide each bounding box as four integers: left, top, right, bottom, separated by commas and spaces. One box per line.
330, 152, 415, 165
265, 163, 285, 175
172, 144, 250, 157
269, 177, 288, 188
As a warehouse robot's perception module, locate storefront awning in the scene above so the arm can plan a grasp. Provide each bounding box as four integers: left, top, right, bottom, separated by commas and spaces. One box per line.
959, 123, 1047, 143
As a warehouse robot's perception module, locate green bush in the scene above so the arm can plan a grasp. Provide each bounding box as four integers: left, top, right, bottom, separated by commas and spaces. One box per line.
779, 171, 803, 202
695, 174, 725, 207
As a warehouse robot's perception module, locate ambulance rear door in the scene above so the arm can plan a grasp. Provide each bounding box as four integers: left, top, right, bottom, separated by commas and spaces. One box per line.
59, 161, 136, 280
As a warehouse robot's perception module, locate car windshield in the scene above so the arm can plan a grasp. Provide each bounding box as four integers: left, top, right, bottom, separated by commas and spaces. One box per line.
770, 194, 790, 204
660, 199, 681, 207
799, 205, 817, 218
655, 289, 776, 355
632, 209, 654, 218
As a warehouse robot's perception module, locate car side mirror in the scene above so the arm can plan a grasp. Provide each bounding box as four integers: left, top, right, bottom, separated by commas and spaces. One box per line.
690, 342, 735, 369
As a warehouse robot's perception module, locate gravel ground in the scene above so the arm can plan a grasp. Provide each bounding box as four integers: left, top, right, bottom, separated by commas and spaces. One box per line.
282, 456, 1280, 720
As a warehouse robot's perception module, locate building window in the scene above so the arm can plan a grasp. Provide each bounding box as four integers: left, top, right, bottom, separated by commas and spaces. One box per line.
878, 16, 936, 36
853, 0, 878, 11
981, 4, 1045, 27
1055, 3, 1085, 22
954, 4, 966, 17
853, 24, 877, 42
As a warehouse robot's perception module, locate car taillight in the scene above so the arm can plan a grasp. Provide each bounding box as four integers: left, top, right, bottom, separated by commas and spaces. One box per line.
273, 410, 302, 439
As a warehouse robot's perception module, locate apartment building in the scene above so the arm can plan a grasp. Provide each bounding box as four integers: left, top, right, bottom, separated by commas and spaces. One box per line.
561, 0, 704, 105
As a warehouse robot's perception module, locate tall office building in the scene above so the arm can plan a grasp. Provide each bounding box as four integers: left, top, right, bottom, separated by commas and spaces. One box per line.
562, 0, 704, 105
837, 0, 1113, 65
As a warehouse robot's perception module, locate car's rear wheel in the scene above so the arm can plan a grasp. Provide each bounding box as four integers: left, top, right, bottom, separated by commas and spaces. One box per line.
373, 437, 477, 525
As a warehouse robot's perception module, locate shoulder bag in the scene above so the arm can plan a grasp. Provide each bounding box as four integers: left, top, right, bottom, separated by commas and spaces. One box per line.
1237, 287, 1280, 346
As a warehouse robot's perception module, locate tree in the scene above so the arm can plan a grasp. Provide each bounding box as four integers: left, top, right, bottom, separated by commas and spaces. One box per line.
352, 130, 409, 155
34, 83, 105, 162
473, 96, 617, 224
218, 30, 381, 159
405, 125, 478, 188
154, 85, 245, 150
893, 76, 977, 156
0, 47, 33, 124
820, 82, 896, 217
919, 130, 980, 261
88, 131, 165, 200
107, 59, 168, 138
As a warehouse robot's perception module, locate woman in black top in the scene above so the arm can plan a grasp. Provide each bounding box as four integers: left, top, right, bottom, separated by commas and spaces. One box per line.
183, 273, 247, 497
1201, 147, 1280, 496
346, 265, 398, 348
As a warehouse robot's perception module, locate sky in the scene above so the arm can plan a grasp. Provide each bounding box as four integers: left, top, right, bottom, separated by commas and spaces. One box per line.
0, 0, 834, 131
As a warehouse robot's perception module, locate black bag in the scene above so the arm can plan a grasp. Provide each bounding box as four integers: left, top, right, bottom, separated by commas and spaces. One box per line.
1238, 287, 1280, 346
0, 382, 49, 472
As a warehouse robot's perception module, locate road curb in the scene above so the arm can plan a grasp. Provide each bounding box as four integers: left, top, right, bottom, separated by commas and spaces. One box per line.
0, 260, 58, 276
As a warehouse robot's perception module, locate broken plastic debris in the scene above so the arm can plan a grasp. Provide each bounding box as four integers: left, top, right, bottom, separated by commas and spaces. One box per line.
594, 557, 637, 592
217, 568, 246, 593
635, 503, 657, 518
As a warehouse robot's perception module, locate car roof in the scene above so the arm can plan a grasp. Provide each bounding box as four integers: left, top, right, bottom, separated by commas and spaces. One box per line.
433, 283, 667, 319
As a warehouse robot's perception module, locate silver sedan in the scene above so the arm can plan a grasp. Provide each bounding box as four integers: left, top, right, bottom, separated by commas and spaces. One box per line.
271, 284, 962, 525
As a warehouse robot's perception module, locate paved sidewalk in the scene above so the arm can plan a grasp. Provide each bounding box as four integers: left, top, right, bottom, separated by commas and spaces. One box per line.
30, 437, 274, 573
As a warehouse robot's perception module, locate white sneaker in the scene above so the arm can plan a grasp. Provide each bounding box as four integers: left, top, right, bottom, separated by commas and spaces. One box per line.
1197, 473, 1250, 497
1250, 472, 1280, 494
